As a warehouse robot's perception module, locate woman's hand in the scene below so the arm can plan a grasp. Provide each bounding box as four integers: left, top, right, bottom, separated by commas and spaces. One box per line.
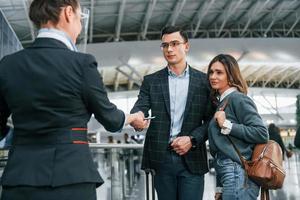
214, 111, 226, 128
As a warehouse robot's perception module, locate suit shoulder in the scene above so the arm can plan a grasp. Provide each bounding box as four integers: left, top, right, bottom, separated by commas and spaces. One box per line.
72, 52, 97, 68
70, 51, 96, 61
0, 49, 25, 69
190, 67, 206, 77
143, 67, 166, 80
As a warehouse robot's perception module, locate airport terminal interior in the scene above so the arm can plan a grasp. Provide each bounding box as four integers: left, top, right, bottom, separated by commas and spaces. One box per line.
0, 0, 300, 199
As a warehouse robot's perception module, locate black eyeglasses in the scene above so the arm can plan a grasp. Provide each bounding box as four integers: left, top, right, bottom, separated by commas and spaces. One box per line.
160, 41, 186, 50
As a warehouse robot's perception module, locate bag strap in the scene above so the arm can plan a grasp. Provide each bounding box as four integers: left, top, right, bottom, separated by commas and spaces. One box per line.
218, 99, 248, 168
225, 135, 248, 168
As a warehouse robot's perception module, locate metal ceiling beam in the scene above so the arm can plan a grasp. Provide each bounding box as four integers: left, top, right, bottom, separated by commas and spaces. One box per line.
240, 0, 271, 36
263, 20, 275, 36
74, 28, 300, 42
22, 0, 35, 42
0, 6, 24, 11
262, 67, 287, 87
286, 14, 300, 36
113, 71, 121, 91
166, 0, 187, 26
274, 70, 295, 87
127, 70, 135, 90
287, 73, 300, 88
89, 0, 94, 43
140, 0, 157, 40
282, 1, 300, 21
243, 67, 263, 80
249, 66, 276, 87
192, 0, 215, 38
115, 67, 142, 86
229, 0, 256, 27
217, 0, 244, 37
263, 0, 294, 36
115, 0, 126, 42
251, 0, 283, 28
206, 0, 231, 29
122, 63, 143, 80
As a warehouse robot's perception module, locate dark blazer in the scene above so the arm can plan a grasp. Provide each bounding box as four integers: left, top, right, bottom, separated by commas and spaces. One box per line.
131, 67, 212, 175
0, 38, 125, 187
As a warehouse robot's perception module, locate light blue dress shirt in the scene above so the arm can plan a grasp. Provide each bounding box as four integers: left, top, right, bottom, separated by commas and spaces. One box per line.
168, 65, 189, 141
37, 28, 78, 52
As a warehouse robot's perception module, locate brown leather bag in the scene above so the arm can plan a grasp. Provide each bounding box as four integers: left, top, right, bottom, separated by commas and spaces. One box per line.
245, 140, 286, 189
227, 137, 286, 200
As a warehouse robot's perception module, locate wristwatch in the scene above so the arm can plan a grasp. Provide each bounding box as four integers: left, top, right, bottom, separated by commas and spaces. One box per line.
222, 119, 232, 129
221, 119, 232, 135
189, 136, 197, 150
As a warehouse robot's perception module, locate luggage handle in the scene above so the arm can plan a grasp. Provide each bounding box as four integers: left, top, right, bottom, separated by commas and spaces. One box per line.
144, 168, 156, 200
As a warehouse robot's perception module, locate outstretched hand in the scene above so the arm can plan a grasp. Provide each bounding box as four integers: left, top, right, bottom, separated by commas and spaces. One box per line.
128, 111, 150, 131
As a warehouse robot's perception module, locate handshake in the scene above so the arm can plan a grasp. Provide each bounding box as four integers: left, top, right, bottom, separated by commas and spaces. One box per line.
126, 111, 152, 131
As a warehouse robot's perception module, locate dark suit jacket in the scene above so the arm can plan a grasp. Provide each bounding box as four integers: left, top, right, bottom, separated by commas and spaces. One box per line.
0, 38, 125, 187
131, 67, 212, 175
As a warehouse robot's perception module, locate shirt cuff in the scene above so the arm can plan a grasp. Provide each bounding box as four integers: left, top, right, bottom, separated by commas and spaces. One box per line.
215, 187, 223, 193
221, 119, 232, 135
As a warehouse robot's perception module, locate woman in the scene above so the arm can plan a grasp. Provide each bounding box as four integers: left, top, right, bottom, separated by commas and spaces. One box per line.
207, 54, 269, 200
0, 0, 146, 199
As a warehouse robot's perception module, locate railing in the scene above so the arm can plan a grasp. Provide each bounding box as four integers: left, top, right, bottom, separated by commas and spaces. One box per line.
89, 143, 144, 200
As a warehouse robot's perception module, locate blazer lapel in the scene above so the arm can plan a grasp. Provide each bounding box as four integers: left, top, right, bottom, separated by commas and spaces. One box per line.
160, 68, 171, 117
183, 67, 196, 120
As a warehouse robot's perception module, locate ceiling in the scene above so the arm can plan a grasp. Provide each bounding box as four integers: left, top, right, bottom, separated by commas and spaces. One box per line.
0, 0, 300, 91
1, 0, 300, 44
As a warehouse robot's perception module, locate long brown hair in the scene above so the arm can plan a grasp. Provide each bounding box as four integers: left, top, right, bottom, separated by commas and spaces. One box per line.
207, 54, 248, 102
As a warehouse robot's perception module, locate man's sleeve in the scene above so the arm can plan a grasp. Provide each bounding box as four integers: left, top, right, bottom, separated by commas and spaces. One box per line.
82, 55, 125, 132
130, 76, 151, 116
190, 80, 215, 145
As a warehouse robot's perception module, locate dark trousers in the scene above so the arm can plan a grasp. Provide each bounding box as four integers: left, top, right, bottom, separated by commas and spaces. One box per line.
1, 183, 96, 200
154, 151, 204, 200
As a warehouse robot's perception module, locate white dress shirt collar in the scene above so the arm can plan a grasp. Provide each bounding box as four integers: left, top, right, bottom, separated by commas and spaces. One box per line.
37, 28, 78, 52
219, 87, 237, 102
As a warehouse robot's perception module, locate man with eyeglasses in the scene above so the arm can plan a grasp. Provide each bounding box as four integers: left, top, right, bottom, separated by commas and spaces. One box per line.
131, 26, 213, 200
0, 0, 147, 199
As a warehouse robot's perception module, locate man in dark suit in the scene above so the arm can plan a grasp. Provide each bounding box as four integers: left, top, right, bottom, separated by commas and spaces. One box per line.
0, 0, 146, 199
131, 26, 212, 200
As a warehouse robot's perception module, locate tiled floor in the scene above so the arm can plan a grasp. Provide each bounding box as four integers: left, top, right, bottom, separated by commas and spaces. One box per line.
96, 150, 300, 200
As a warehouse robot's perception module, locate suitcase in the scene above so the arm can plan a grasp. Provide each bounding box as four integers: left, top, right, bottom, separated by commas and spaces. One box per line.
144, 168, 155, 200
